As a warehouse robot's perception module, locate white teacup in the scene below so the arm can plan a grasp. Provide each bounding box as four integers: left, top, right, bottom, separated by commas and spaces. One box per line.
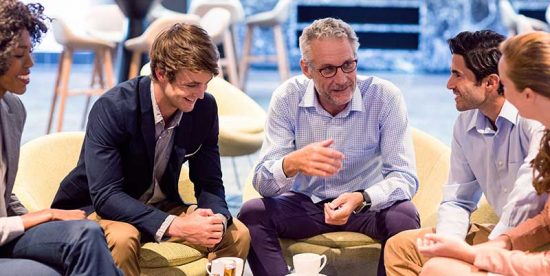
206, 257, 244, 276
292, 253, 327, 275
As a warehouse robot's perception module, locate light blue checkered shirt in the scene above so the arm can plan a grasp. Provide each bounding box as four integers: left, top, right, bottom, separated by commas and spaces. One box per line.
436, 101, 547, 240
253, 75, 418, 211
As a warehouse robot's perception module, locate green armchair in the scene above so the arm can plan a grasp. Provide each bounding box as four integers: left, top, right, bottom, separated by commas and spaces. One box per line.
242, 127, 499, 276
13, 132, 207, 275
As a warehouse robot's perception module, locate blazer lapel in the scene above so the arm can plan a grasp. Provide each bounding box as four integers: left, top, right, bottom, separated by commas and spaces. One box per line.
174, 113, 193, 163
0, 98, 22, 197
138, 77, 156, 167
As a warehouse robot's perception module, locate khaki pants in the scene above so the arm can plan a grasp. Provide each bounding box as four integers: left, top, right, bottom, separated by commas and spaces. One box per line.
89, 205, 250, 276
384, 224, 493, 276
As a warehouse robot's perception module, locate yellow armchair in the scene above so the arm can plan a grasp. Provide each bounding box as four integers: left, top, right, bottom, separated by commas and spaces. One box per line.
242, 127, 498, 276
13, 132, 207, 276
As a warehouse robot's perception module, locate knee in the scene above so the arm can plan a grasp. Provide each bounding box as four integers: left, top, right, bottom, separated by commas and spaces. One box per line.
106, 222, 141, 254
237, 198, 268, 227
420, 257, 450, 276
231, 218, 251, 246
228, 218, 251, 258
66, 220, 104, 242
384, 229, 418, 259
386, 201, 420, 235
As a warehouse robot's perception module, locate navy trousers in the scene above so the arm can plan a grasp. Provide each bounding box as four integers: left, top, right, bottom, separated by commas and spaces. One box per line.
238, 192, 420, 276
0, 220, 122, 276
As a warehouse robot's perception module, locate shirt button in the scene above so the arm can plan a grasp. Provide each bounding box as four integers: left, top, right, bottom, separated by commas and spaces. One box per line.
503, 188, 508, 193
498, 161, 503, 167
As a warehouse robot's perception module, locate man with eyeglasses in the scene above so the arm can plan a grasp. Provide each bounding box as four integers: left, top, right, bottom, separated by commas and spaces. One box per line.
238, 18, 420, 276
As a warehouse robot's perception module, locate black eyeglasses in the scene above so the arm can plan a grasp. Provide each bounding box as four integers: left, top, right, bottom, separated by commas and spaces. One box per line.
312, 59, 358, 78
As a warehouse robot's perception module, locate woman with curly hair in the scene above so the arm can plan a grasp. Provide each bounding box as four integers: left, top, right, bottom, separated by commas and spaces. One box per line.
416, 31, 550, 276
0, 1, 121, 275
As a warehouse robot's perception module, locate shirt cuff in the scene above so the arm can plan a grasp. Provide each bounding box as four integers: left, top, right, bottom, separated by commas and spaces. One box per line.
365, 184, 386, 211
489, 221, 513, 240
157, 215, 177, 242
436, 221, 469, 240
273, 158, 292, 181
12, 216, 24, 233
215, 213, 228, 235
0, 216, 25, 246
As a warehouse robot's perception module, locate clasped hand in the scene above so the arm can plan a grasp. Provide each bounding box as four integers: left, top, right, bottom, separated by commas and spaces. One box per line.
167, 208, 224, 248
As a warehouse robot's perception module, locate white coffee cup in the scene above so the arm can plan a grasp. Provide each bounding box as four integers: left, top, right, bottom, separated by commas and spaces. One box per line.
206, 257, 244, 276
292, 253, 327, 275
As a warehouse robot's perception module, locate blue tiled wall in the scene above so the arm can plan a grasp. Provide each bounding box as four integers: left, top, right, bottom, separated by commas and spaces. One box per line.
239, 0, 549, 72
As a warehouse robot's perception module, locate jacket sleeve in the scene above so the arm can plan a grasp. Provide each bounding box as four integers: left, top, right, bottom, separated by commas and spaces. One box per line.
188, 96, 232, 224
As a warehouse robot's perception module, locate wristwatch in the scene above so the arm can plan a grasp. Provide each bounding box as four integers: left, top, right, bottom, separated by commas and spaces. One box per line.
353, 191, 371, 214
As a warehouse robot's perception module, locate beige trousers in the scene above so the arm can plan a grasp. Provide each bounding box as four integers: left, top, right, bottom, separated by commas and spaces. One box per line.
89, 205, 250, 276
384, 224, 493, 276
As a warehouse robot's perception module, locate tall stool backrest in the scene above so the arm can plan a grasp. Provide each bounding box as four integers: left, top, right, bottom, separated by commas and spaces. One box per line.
85, 4, 126, 43
199, 8, 239, 86
124, 14, 200, 78
189, 0, 244, 24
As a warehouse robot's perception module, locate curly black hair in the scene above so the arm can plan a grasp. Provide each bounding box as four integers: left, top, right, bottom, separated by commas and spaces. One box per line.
0, 0, 49, 75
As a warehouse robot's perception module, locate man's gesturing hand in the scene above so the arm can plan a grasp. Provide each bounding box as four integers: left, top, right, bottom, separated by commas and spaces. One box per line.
283, 139, 344, 177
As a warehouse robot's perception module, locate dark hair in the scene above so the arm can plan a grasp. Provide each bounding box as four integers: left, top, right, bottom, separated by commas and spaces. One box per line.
448, 30, 505, 94
0, 0, 48, 75
150, 23, 219, 82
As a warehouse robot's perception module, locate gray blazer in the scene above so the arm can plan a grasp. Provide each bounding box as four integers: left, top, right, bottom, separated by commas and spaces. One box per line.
0, 93, 28, 245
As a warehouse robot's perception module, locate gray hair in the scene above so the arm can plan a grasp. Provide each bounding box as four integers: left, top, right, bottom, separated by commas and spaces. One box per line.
299, 17, 359, 62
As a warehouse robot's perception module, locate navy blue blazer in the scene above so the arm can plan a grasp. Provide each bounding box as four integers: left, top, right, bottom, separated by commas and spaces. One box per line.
51, 76, 231, 240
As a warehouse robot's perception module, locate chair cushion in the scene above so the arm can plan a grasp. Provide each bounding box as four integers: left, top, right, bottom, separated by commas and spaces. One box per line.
219, 115, 264, 134
292, 232, 377, 248
139, 242, 204, 268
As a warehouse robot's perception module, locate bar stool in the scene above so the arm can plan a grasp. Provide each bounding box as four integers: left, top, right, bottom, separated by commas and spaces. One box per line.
84, 4, 126, 43
124, 14, 200, 79
47, 17, 116, 133
189, 0, 244, 86
499, 0, 549, 36
200, 8, 239, 86
147, 0, 186, 21
188, 0, 244, 25
239, 0, 291, 91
